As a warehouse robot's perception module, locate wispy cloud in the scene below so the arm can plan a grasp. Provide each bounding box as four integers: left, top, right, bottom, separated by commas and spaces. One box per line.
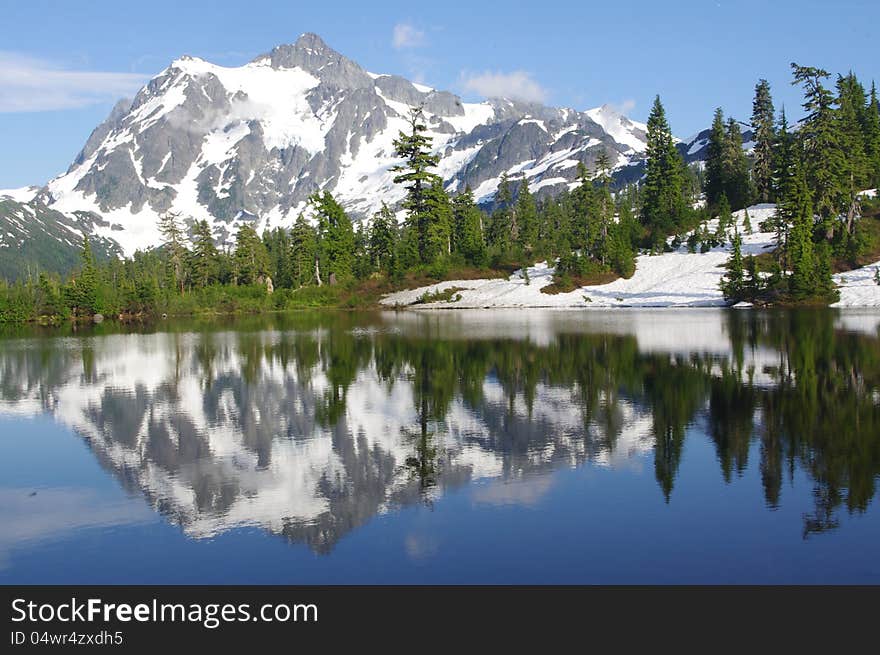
392, 22, 426, 50
0, 52, 148, 113
460, 70, 548, 104
613, 99, 636, 114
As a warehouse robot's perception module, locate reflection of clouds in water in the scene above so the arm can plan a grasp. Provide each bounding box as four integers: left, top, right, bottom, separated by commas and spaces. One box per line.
471, 475, 555, 508
0, 488, 155, 570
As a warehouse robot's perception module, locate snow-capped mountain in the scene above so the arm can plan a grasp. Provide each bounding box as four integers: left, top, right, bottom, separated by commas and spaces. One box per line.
6, 33, 663, 256
3, 33, 728, 272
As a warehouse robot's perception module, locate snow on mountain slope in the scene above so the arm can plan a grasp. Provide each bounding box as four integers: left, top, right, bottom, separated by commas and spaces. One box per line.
585, 104, 648, 154
0, 186, 40, 203
21, 33, 660, 255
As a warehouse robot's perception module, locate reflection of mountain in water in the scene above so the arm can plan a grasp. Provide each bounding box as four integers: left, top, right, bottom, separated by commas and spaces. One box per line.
1, 309, 878, 550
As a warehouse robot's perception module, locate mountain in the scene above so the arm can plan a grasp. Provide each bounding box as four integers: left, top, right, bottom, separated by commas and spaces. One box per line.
0, 195, 122, 280
2, 32, 713, 275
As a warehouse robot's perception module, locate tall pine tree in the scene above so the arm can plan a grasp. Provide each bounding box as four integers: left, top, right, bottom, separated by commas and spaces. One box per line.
391, 106, 442, 264
641, 95, 687, 250
791, 63, 844, 237
751, 79, 776, 203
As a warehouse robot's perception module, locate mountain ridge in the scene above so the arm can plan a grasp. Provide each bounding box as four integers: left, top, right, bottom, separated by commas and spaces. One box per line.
2, 32, 718, 275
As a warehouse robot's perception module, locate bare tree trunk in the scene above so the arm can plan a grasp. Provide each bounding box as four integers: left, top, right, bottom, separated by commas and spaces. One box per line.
314, 256, 322, 287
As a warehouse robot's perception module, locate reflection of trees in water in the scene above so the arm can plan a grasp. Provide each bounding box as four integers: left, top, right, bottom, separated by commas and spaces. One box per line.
1, 309, 878, 547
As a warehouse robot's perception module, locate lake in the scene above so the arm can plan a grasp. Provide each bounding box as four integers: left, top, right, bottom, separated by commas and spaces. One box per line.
1, 308, 879, 584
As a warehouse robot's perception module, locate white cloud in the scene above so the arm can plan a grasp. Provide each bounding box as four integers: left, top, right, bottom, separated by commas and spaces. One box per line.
0, 52, 148, 112
392, 23, 426, 50
613, 99, 636, 115
460, 70, 547, 104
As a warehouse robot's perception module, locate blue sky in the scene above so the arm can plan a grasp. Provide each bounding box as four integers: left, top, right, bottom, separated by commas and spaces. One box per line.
1, 0, 877, 188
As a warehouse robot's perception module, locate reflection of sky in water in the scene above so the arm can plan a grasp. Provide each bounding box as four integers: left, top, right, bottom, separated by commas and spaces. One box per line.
0, 309, 879, 583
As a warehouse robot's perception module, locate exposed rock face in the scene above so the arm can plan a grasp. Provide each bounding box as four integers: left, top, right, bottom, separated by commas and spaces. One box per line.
6, 32, 720, 268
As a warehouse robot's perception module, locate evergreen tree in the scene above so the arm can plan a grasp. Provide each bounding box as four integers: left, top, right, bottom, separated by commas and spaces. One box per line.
721, 226, 745, 301
571, 162, 597, 252
715, 194, 732, 244
607, 220, 636, 278
157, 211, 188, 295
722, 117, 753, 210
391, 106, 442, 264
786, 160, 817, 299
424, 178, 453, 261
190, 220, 219, 288
772, 108, 796, 269
705, 107, 727, 209
593, 154, 615, 264
233, 224, 270, 285
865, 82, 880, 187
369, 204, 398, 275
640, 95, 687, 250
452, 187, 486, 266
515, 177, 538, 252
353, 222, 372, 279
310, 190, 355, 281
791, 63, 844, 237
488, 173, 514, 254
289, 213, 317, 287
70, 237, 99, 315
36, 272, 62, 317
836, 72, 870, 233
751, 79, 776, 203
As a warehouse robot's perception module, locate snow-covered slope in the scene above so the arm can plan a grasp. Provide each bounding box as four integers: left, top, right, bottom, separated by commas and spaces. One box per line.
833, 260, 880, 307
384, 203, 880, 309
383, 205, 778, 308
23, 33, 666, 255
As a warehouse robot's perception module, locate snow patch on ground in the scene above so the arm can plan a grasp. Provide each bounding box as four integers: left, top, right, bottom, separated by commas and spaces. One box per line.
833, 259, 880, 307
383, 203, 880, 309
382, 205, 772, 308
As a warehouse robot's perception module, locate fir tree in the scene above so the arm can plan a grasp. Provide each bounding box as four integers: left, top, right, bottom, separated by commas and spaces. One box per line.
157, 211, 187, 295
715, 194, 732, 244
515, 177, 538, 252
791, 63, 844, 237
310, 191, 355, 281
424, 178, 453, 261
369, 204, 398, 275
721, 226, 745, 301
290, 213, 317, 287
571, 162, 597, 252
488, 173, 514, 254
391, 105, 442, 264
836, 72, 870, 233
751, 79, 776, 203
786, 160, 817, 299
233, 224, 270, 285
772, 108, 796, 269
640, 95, 687, 250
36, 272, 62, 317
71, 237, 99, 315
705, 108, 727, 209
452, 187, 486, 266
190, 220, 219, 288
865, 82, 880, 187
722, 117, 753, 210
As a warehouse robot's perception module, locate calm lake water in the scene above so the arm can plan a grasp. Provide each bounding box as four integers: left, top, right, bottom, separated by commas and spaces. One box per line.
1, 308, 879, 584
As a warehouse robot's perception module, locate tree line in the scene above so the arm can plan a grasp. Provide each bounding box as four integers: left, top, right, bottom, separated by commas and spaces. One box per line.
2, 61, 879, 322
